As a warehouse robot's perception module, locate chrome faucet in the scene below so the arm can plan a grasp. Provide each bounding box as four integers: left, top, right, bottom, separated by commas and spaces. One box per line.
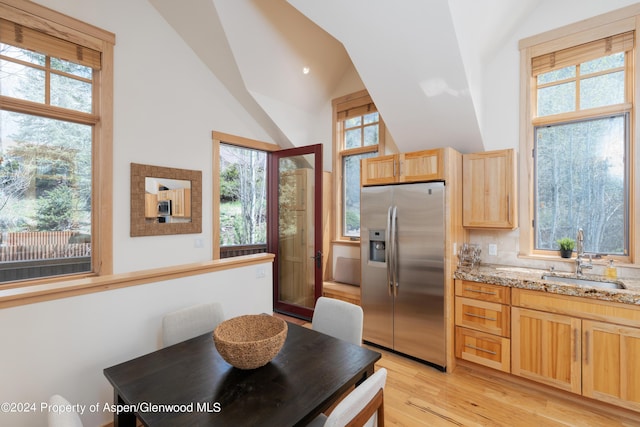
575, 228, 592, 276
576, 228, 584, 256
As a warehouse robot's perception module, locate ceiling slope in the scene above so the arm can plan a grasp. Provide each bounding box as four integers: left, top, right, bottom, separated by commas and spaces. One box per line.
150, 0, 487, 154
148, 0, 294, 147
288, 0, 484, 154
211, 0, 354, 148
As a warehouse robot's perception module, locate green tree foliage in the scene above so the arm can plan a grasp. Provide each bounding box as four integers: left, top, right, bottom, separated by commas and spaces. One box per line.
219, 145, 266, 246
220, 164, 239, 202
35, 185, 75, 231
1, 44, 92, 233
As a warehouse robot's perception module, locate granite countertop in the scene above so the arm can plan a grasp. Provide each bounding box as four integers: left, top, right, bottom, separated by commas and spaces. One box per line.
454, 264, 640, 306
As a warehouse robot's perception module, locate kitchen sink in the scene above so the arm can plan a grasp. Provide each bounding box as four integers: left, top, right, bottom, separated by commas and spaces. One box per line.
541, 274, 626, 290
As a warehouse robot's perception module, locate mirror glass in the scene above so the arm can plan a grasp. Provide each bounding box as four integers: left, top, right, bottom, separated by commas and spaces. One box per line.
131, 163, 202, 236
144, 177, 192, 224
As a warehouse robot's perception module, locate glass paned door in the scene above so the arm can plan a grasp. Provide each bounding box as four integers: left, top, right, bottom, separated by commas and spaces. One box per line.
269, 144, 322, 320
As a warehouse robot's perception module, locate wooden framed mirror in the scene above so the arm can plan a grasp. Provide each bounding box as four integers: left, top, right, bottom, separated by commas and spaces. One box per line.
130, 163, 202, 236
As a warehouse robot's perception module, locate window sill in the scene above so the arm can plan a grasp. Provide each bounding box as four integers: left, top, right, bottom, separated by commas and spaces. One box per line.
517, 253, 637, 268
0, 253, 275, 309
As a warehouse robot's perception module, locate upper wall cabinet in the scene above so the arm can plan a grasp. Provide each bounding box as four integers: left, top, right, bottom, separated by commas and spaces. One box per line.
463, 149, 517, 229
361, 148, 443, 186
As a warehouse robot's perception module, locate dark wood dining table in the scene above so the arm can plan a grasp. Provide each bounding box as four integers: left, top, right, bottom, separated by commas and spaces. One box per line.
103, 319, 381, 426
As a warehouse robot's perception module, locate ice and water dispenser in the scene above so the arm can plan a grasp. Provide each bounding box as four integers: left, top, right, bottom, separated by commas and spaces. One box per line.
369, 230, 386, 263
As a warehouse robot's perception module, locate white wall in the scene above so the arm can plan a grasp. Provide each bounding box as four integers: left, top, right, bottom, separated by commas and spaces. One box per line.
481, 0, 638, 151
32, 0, 275, 273
2, 1, 276, 426
472, 0, 640, 275
0, 262, 273, 427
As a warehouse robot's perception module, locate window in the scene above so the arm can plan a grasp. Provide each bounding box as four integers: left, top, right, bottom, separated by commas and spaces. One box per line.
521, 20, 635, 260
212, 132, 278, 259
0, 2, 114, 283
219, 143, 267, 257
333, 90, 385, 239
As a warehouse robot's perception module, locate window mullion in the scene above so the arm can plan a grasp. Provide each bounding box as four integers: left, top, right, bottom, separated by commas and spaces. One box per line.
45, 55, 50, 105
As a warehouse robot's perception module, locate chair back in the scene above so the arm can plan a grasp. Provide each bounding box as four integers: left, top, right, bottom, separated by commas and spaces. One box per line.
312, 296, 363, 346
162, 302, 224, 347
324, 368, 387, 427
47, 395, 83, 427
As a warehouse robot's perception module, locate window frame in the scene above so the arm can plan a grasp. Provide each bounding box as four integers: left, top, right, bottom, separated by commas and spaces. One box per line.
519, 8, 639, 264
211, 131, 280, 259
0, 0, 114, 286
332, 90, 385, 241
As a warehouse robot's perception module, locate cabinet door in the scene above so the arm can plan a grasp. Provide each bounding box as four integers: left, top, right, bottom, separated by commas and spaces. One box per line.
582, 320, 640, 411
361, 154, 398, 186
400, 149, 442, 182
463, 149, 517, 229
512, 307, 581, 394
144, 193, 158, 218
170, 188, 191, 217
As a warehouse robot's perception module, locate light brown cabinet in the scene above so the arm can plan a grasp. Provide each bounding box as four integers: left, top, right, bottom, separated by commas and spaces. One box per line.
454, 280, 511, 372
582, 320, 640, 412
462, 148, 517, 229
511, 307, 582, 394
157, 188, 191, 217
171, 188, 191, 217
144, 193, 158, 218
511, 288, 640, 411
361, 148, 443, 186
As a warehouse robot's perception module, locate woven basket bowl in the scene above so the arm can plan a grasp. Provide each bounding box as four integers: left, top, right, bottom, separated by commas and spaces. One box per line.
213, 314, 288, 370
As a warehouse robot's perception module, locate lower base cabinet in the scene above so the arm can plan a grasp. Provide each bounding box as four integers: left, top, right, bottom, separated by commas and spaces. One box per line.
456, 285, 640, 413
582, 320, 640, 412
455, 326, 510, 372
511, 307, 581, 394
510, 290, 640, 412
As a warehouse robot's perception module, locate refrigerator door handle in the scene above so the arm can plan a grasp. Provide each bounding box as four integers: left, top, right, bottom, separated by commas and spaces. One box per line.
392, 205, 399, 296
386, 206, 393, 296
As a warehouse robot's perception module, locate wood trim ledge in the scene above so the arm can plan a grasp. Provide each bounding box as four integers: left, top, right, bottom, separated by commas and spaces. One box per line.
0, 253, 275, 309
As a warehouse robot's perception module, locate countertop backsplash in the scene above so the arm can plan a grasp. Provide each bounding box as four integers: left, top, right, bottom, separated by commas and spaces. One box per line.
468, 229, 640, 281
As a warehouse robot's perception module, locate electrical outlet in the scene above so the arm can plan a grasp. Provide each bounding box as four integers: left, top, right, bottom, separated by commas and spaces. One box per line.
256, 267, 266, 278
488, 244, 498, 256
194, 238, 204, 248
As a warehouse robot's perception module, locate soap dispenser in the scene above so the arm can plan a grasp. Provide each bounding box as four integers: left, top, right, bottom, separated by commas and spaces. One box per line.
605, 259, 617, 279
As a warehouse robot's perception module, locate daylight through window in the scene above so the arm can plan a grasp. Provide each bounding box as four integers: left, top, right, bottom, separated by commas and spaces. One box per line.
532, 32, 633, 256
333, 90, 384, 239
0, 18, 101, 282
218, 143, 267, 258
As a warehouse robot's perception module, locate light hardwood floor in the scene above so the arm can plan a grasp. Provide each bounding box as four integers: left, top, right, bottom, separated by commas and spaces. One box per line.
277, 314, 640, 427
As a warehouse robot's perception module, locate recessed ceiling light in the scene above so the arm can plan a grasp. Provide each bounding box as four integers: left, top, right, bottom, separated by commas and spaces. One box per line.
302, 66, 310, 75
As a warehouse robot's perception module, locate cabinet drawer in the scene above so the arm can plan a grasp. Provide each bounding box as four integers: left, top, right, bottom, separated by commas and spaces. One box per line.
455, 280, 510, 304
455, 297, 510, 337
455, 327, 510, 372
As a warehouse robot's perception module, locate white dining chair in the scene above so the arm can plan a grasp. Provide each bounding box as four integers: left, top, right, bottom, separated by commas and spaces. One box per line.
307, 368, 387, 427
162, 302, 225, 347
312, 296, 363, 346
47, 394, 83, 427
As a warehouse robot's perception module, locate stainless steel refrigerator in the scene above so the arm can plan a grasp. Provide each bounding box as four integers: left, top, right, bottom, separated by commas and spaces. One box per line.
361, 181, 446, 370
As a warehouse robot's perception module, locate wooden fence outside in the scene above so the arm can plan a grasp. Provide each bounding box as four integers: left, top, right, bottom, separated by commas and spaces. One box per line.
0, 232, 91, 262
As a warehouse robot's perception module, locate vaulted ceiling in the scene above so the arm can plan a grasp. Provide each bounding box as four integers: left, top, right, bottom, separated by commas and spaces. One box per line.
148, 0, 541, 156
